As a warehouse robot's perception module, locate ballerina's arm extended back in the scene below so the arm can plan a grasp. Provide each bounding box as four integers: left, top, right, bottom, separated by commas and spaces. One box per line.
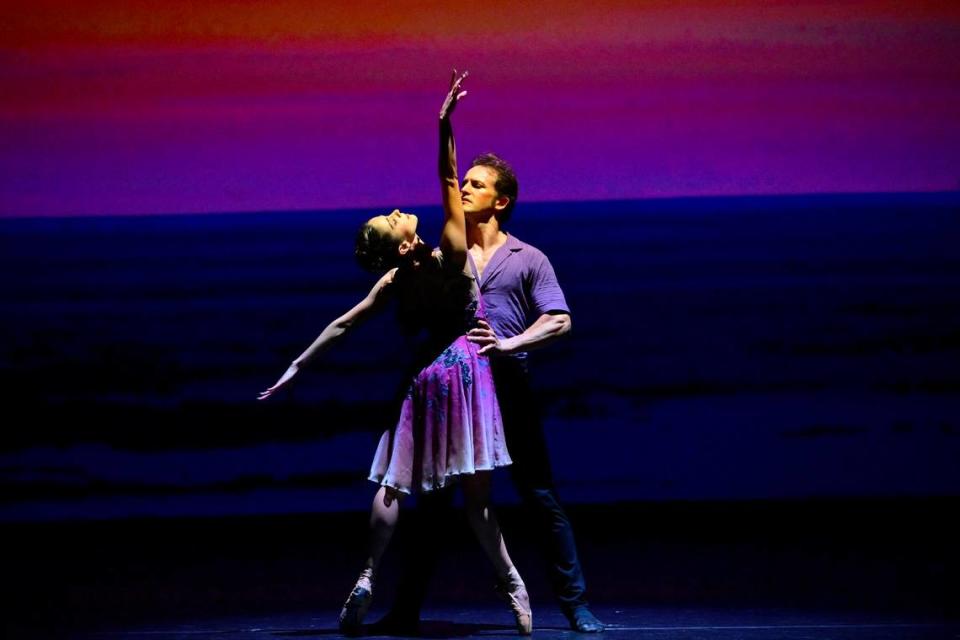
258, 72, 471, 401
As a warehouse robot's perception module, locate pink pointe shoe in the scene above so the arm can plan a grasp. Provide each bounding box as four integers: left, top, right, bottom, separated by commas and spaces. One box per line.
338, 567, 374, 636
495, 568, 533, 635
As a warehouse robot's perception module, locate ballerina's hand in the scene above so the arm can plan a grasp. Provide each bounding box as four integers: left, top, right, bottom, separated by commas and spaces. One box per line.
257, 363, 300, 400
439, 69, 468, 120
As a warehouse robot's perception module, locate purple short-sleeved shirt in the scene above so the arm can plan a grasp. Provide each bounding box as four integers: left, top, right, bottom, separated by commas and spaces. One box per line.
474, 234, 570, 359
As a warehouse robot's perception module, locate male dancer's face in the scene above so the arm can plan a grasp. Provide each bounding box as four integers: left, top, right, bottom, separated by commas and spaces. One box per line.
460, 165, 505, 220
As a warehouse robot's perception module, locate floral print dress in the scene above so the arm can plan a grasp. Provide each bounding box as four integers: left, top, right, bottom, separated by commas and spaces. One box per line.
368, 254, 511, 493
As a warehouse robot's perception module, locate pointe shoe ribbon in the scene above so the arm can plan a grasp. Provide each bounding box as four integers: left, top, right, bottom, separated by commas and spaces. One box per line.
338, 568, 374, 636
495, 578, 533, 635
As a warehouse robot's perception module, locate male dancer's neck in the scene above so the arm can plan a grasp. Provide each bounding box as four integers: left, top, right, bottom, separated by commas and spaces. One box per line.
467, 217, 506, 249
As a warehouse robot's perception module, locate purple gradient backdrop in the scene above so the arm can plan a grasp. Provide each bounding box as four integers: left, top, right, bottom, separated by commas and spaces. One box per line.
2, 1, 959, 217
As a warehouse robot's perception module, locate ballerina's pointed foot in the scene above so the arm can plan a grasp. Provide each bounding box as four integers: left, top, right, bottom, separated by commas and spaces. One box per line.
338, 568, 374, 636
495, 568, 533, 635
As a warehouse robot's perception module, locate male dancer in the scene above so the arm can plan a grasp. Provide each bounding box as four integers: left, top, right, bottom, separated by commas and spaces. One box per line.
378, 105, 604, 634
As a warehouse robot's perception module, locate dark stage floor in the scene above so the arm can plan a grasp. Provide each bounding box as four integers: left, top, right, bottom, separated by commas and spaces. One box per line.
72, 606, 958, 639
5, 500, 957, 639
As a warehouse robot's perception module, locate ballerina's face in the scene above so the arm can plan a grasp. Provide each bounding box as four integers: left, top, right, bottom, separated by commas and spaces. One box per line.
367, 209, 421, 253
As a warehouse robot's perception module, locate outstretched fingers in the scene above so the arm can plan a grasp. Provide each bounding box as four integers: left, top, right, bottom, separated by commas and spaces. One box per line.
440, 69, 470, 119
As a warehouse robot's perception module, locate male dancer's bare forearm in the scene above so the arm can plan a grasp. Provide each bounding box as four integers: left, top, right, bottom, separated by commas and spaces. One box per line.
500, 313, 572, 354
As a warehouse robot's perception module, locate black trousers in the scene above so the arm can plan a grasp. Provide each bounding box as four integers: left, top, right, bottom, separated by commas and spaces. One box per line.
392, 356, 588, 614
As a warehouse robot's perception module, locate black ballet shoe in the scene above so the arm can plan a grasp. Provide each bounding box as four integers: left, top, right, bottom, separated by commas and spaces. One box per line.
563, 605, 605, 633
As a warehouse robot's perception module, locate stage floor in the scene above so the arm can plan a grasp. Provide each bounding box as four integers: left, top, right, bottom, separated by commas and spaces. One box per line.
70, 606, 957, 639
5, 502, 956, 638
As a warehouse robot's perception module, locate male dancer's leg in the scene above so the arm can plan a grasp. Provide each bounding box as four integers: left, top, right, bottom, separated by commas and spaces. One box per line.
491, 358, 588, 611
376, 484, 456, 628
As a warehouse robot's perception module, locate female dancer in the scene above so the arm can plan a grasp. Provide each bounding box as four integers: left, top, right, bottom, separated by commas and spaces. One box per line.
259, 72, 532, 636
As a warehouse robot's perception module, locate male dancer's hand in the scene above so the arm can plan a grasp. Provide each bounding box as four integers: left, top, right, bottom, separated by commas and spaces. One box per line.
439, 69, 468, 120
468, 319, 515, 356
